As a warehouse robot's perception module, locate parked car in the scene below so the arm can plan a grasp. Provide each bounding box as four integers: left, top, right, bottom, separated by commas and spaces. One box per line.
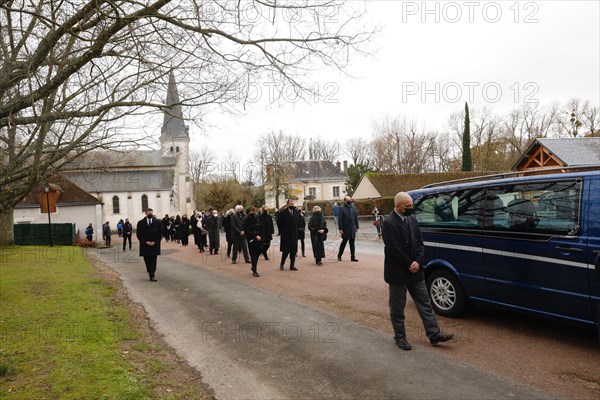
408, 167, 600, 335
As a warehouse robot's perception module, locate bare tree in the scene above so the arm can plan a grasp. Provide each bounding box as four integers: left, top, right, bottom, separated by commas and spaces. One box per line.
255, 130, 306, 208
308, 138, 341, 162
371, 116, 436, 174
189, 147, 217, 183
0, 0, 374, 243
223, 150, 241, 182
344, 137, 373, 166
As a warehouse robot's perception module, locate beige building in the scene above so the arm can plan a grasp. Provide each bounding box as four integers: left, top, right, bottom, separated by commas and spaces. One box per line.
264, 160, 348, 208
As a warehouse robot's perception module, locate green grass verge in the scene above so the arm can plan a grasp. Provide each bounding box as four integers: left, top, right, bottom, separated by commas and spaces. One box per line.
0, 246, 156, 399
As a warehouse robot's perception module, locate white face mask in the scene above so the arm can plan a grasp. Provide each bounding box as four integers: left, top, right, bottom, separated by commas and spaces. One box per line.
212, 213, 217, 217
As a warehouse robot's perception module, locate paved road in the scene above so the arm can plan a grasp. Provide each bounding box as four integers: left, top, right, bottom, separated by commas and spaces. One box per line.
91, 244, 554, 400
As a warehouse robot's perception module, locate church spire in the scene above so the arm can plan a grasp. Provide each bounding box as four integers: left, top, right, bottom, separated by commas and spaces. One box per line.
161, 71, 189, 138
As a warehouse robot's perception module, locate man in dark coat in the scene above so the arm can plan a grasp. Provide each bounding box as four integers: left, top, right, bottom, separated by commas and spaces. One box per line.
382, 192, 453, 351
259, 206, 274, 260
122, 218, 133, 251
231, 205, 250, 264
137, 208, 163, 282
205, 209, 220, 255
277, 199, 299, 271
337, 195, 359, 262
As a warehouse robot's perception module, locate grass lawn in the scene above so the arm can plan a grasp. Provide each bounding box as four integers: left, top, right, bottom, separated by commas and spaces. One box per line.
0, 246, 212, 399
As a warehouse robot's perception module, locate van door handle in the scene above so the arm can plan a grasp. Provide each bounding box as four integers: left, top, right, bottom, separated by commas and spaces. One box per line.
554, 246, 583, 253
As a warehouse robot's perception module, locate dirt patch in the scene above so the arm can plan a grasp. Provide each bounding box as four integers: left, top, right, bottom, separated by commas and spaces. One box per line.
90, 258, 215, 399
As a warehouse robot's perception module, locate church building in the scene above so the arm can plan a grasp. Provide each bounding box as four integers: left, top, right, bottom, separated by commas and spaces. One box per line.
63, 72, 195, 223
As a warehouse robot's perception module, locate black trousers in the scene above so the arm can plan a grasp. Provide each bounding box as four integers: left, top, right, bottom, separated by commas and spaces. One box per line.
143, 255, 158, 278
232, 238, 250, 262
248, 240, 261, 273
338, 237, 355, 258
209, 230, 220, 253
280, 250, 296, 268
123, 235, 132, 250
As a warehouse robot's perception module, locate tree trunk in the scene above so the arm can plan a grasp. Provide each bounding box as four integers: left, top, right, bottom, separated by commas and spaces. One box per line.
0, 206, 15, 244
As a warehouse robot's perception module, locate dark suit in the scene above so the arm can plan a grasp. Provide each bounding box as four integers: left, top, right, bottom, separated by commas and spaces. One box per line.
122, 221, 133, 251
204, 214, 220, 254
381, 211, 441, 341
277, 206, 299, 268
337, 203, 359, 259
137, 216, 163, 280
231, 211, 250, 263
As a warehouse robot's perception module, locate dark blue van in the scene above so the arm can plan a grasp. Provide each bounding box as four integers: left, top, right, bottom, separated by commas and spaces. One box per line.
409, 167, 600, 332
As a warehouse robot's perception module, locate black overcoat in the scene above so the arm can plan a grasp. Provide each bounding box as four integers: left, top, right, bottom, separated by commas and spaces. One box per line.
308, 211, 327, 259
381, 211, 425, 285
337, 203, 359, 239
137, 216, 163, 256
277, 206, 299, 253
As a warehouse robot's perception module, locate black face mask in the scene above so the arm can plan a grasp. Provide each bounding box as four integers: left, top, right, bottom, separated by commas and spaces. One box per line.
403, 207, 414, 217
346, 201, 352, 205
147, 214, 153, 219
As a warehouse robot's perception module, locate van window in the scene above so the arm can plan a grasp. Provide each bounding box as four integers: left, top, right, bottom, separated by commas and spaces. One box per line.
416, 179, 582, 236
415, 188, 486, 229
486, 180, 582, 235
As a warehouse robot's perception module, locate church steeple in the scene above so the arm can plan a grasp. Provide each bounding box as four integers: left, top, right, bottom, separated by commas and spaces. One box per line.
161, 71, 189, 139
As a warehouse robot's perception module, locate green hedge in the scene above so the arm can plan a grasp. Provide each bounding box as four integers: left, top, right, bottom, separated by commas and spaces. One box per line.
306, 198, 396, 216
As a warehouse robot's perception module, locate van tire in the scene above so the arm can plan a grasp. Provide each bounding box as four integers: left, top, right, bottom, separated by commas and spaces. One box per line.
426, 270, 466, 317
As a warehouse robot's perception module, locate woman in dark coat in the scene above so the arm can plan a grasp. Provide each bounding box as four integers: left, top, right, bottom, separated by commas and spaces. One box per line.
308, 206, 328, 265
223, 209, 234, 257
243, 207, 264, 277
180, 215, 190, 246
297, 209, 306, 257
259, 205, 274, 260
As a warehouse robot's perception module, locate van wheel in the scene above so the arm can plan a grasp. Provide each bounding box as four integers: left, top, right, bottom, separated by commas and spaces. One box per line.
426, 270, 466, 317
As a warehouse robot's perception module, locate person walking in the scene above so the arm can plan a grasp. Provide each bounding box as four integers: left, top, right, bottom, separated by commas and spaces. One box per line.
259, 205, 274, 260
122, 218, 133, 251
136, 208, 163, 282
382, 192, 454, 350
243, 207, 264, 277
277, 199, 299, 271
181, 215, 190, 246
308, 206, 328, 265
332, 202, 340, 233
297, 209, 307, 257
337, 196, 359, 262
161, 214, 171, 242
117, 219, 124, 237
85, 223, 94, 241
205, 209, 220, 255
373, 207, 383, 239
223, 209, 234, 258
102, 221, 112, 246
231, 205, 250, 264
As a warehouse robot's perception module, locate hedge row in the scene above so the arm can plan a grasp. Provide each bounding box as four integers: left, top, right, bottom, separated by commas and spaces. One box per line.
305, 197, 395, 216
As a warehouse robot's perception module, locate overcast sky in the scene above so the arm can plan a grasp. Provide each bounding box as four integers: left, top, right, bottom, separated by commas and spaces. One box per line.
187, 0, 599, 163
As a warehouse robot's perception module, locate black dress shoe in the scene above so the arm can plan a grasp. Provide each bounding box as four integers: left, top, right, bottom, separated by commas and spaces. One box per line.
264, 255, 269, 260
279, 265, 284, 271
290, 267, 298, 271
337, 256, 342, 261
317, 262, 323, 266
351, 257, 359, 262
253, 272, 260, 277
150, 277, 157, 282
395, 338, 412, 351
430, 333, 454, 345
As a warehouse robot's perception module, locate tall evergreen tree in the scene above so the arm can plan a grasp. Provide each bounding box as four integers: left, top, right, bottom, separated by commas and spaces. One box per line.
461, 102, 473, 171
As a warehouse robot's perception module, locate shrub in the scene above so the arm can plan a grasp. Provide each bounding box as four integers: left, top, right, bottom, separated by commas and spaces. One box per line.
75, 238, 97, 248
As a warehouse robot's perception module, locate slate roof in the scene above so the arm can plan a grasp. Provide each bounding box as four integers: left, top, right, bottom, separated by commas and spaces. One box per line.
63, 170, 174, 192
161, 71, 189, 139
513, 138, 600, 170
63, 150, 176, 170
16, 174, 101, 208
284, 160, 347, 182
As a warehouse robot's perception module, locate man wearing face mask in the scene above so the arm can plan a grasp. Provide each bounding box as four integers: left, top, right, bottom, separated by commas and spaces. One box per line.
382, 192, 454, 351
337, 195, 359, 262
277, 199, 299, 271
205, 209, 221, 255
136, 208, 163, 282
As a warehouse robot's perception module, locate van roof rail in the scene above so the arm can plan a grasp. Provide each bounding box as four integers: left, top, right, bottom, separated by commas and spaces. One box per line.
420, 165, 600, 189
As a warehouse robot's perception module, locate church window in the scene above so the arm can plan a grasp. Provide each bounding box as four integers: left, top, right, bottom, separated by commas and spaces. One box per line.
170, 146, 173, 153
141, 194, 148, 212
112, 196, 120, 214
176, 146, 180, 152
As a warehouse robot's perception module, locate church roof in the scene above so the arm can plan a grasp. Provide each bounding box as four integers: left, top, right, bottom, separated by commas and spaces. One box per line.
64, 150, 176, 170
63, 170, 174, 193
161, 71, 189, 139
